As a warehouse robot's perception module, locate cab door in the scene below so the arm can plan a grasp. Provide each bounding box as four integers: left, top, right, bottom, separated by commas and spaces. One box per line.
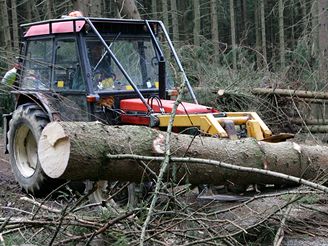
52, 38, 88, 121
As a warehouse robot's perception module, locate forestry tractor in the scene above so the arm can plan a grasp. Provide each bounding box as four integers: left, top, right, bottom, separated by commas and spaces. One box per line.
3, 17, 285, 201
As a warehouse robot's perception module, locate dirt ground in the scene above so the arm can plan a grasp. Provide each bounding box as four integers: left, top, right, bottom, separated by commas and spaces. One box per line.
1, 136, 328, 245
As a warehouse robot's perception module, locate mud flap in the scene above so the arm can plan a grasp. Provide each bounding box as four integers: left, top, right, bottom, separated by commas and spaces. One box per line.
3, 113, 12, 154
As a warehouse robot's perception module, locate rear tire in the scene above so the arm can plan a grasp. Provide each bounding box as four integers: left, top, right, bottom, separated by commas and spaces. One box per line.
7, 103, 53, 195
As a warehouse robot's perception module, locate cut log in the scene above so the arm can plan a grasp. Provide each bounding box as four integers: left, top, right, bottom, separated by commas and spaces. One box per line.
252, 88, 328, 100
38, 122, 328, 186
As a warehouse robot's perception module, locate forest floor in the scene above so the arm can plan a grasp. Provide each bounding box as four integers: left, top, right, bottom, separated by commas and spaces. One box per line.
1, 136, 328, 245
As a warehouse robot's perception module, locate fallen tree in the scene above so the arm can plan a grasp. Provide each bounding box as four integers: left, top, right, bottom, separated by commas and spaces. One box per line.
38, 121, 328, 187
252, 88, 328, 100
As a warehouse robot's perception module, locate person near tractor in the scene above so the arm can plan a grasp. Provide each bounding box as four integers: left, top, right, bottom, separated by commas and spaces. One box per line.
1, 64, 20, 86
89, 43, 115, 90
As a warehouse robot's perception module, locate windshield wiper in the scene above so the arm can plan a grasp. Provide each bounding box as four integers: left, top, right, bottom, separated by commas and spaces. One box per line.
93, 32, 121, 72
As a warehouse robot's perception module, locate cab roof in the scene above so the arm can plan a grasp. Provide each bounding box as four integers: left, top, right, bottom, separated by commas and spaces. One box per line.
22, 17, 160, 38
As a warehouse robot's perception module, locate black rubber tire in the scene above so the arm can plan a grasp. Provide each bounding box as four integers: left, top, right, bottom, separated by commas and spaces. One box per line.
7, 103, 53, 195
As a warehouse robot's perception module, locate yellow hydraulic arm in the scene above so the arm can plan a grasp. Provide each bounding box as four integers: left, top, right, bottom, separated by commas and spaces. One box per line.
157, 112, 273, 140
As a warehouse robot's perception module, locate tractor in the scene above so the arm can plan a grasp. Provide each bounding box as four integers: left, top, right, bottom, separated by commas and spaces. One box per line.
3, 17, 278, 202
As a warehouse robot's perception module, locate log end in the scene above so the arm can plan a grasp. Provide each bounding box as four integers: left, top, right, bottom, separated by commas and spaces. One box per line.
38, 122, 70, 179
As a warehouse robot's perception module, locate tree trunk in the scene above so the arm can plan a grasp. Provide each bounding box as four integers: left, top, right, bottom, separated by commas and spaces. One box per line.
260, 0, 267, 62
115, 0, 141, 19
241, 0, 248, 34
0, 0, 12, 58
318, 0, 328, 85
255, 0, 262, 69
11, 0, 19, 52
210, 0, 219, 48
311, 0, 319, 59
229, 0, 237, 70
252, 87, 328, 99
39, 122, 328, 187
90, 0, 102, 17
46, 0, 54, 19
193, 0, 200, 46
278, 0, 285, 69
161, 0, 169, 29
170, 0, 179, 46
26, 0, 32, 22
152, 0, 157, 19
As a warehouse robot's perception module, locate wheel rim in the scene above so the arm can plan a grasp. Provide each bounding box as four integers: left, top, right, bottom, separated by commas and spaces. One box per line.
14, 124, 37, 178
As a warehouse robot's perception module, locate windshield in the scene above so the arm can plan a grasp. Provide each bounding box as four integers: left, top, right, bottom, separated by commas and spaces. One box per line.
86, 37, 172, 92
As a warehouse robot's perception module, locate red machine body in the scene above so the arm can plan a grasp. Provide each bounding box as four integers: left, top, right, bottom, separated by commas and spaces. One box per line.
120, 98, 219, 125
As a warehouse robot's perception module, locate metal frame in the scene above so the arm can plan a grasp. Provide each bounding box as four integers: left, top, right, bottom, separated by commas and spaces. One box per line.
20, 17, 199, 110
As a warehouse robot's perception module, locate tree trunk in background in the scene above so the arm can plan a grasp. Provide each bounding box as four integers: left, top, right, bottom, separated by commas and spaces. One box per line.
115, 0, 141, 19
260, 0, 267, 63
39, 122, 328, 188
46, 0, 54, 19
290, 0, 295, 49
161, 0, 169, 29
90, 0, 102, 17
26, 0, 32, 22
241, 0, 248, 33
210, 0, 219, 49
255, 0, 262, 69
301, 0, 312, 35
152, 0, 157, 19
318, 0, 328, 85
1, 0, 12, 59
11, 0, 19, 52
278, 0, 285, 69
230, 0, 237, 70
170, 0, 179, 46
193, 0, 200, 46
311, 0, 319, 59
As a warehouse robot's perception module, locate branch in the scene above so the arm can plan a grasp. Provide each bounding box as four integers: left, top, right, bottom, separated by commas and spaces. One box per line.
139, 72, 186, 246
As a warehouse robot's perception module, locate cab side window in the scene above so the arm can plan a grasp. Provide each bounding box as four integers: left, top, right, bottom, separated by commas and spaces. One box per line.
21, 39, 52, 89
53, 39, 84, 90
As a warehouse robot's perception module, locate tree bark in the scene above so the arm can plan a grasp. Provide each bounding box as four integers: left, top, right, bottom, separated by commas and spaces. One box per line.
318, 0, 328, 85
255, 0, 262, 69
170, 0, 179, 46
311, 0, 319, 59
161, 0, 169, 29
11, 0, 19, 52
278, 0, 285, 69
46, 0, 54, 19
90, 0, 102, 17
260, 0, 267, 62
115, 0, 141, 19
252, 87, 328, 100
1, 0, 12, 57
229, 0, 237, 70
152, 0, 157, 19
193, 0, 200, 46
210, 0, 219, 48
39, 122, 328, 187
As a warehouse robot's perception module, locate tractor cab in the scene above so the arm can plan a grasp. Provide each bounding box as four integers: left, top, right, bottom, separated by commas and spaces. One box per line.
17, 17, 202, 124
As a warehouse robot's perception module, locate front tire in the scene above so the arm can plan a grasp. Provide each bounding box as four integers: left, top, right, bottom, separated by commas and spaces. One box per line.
7, 103, 53, 195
